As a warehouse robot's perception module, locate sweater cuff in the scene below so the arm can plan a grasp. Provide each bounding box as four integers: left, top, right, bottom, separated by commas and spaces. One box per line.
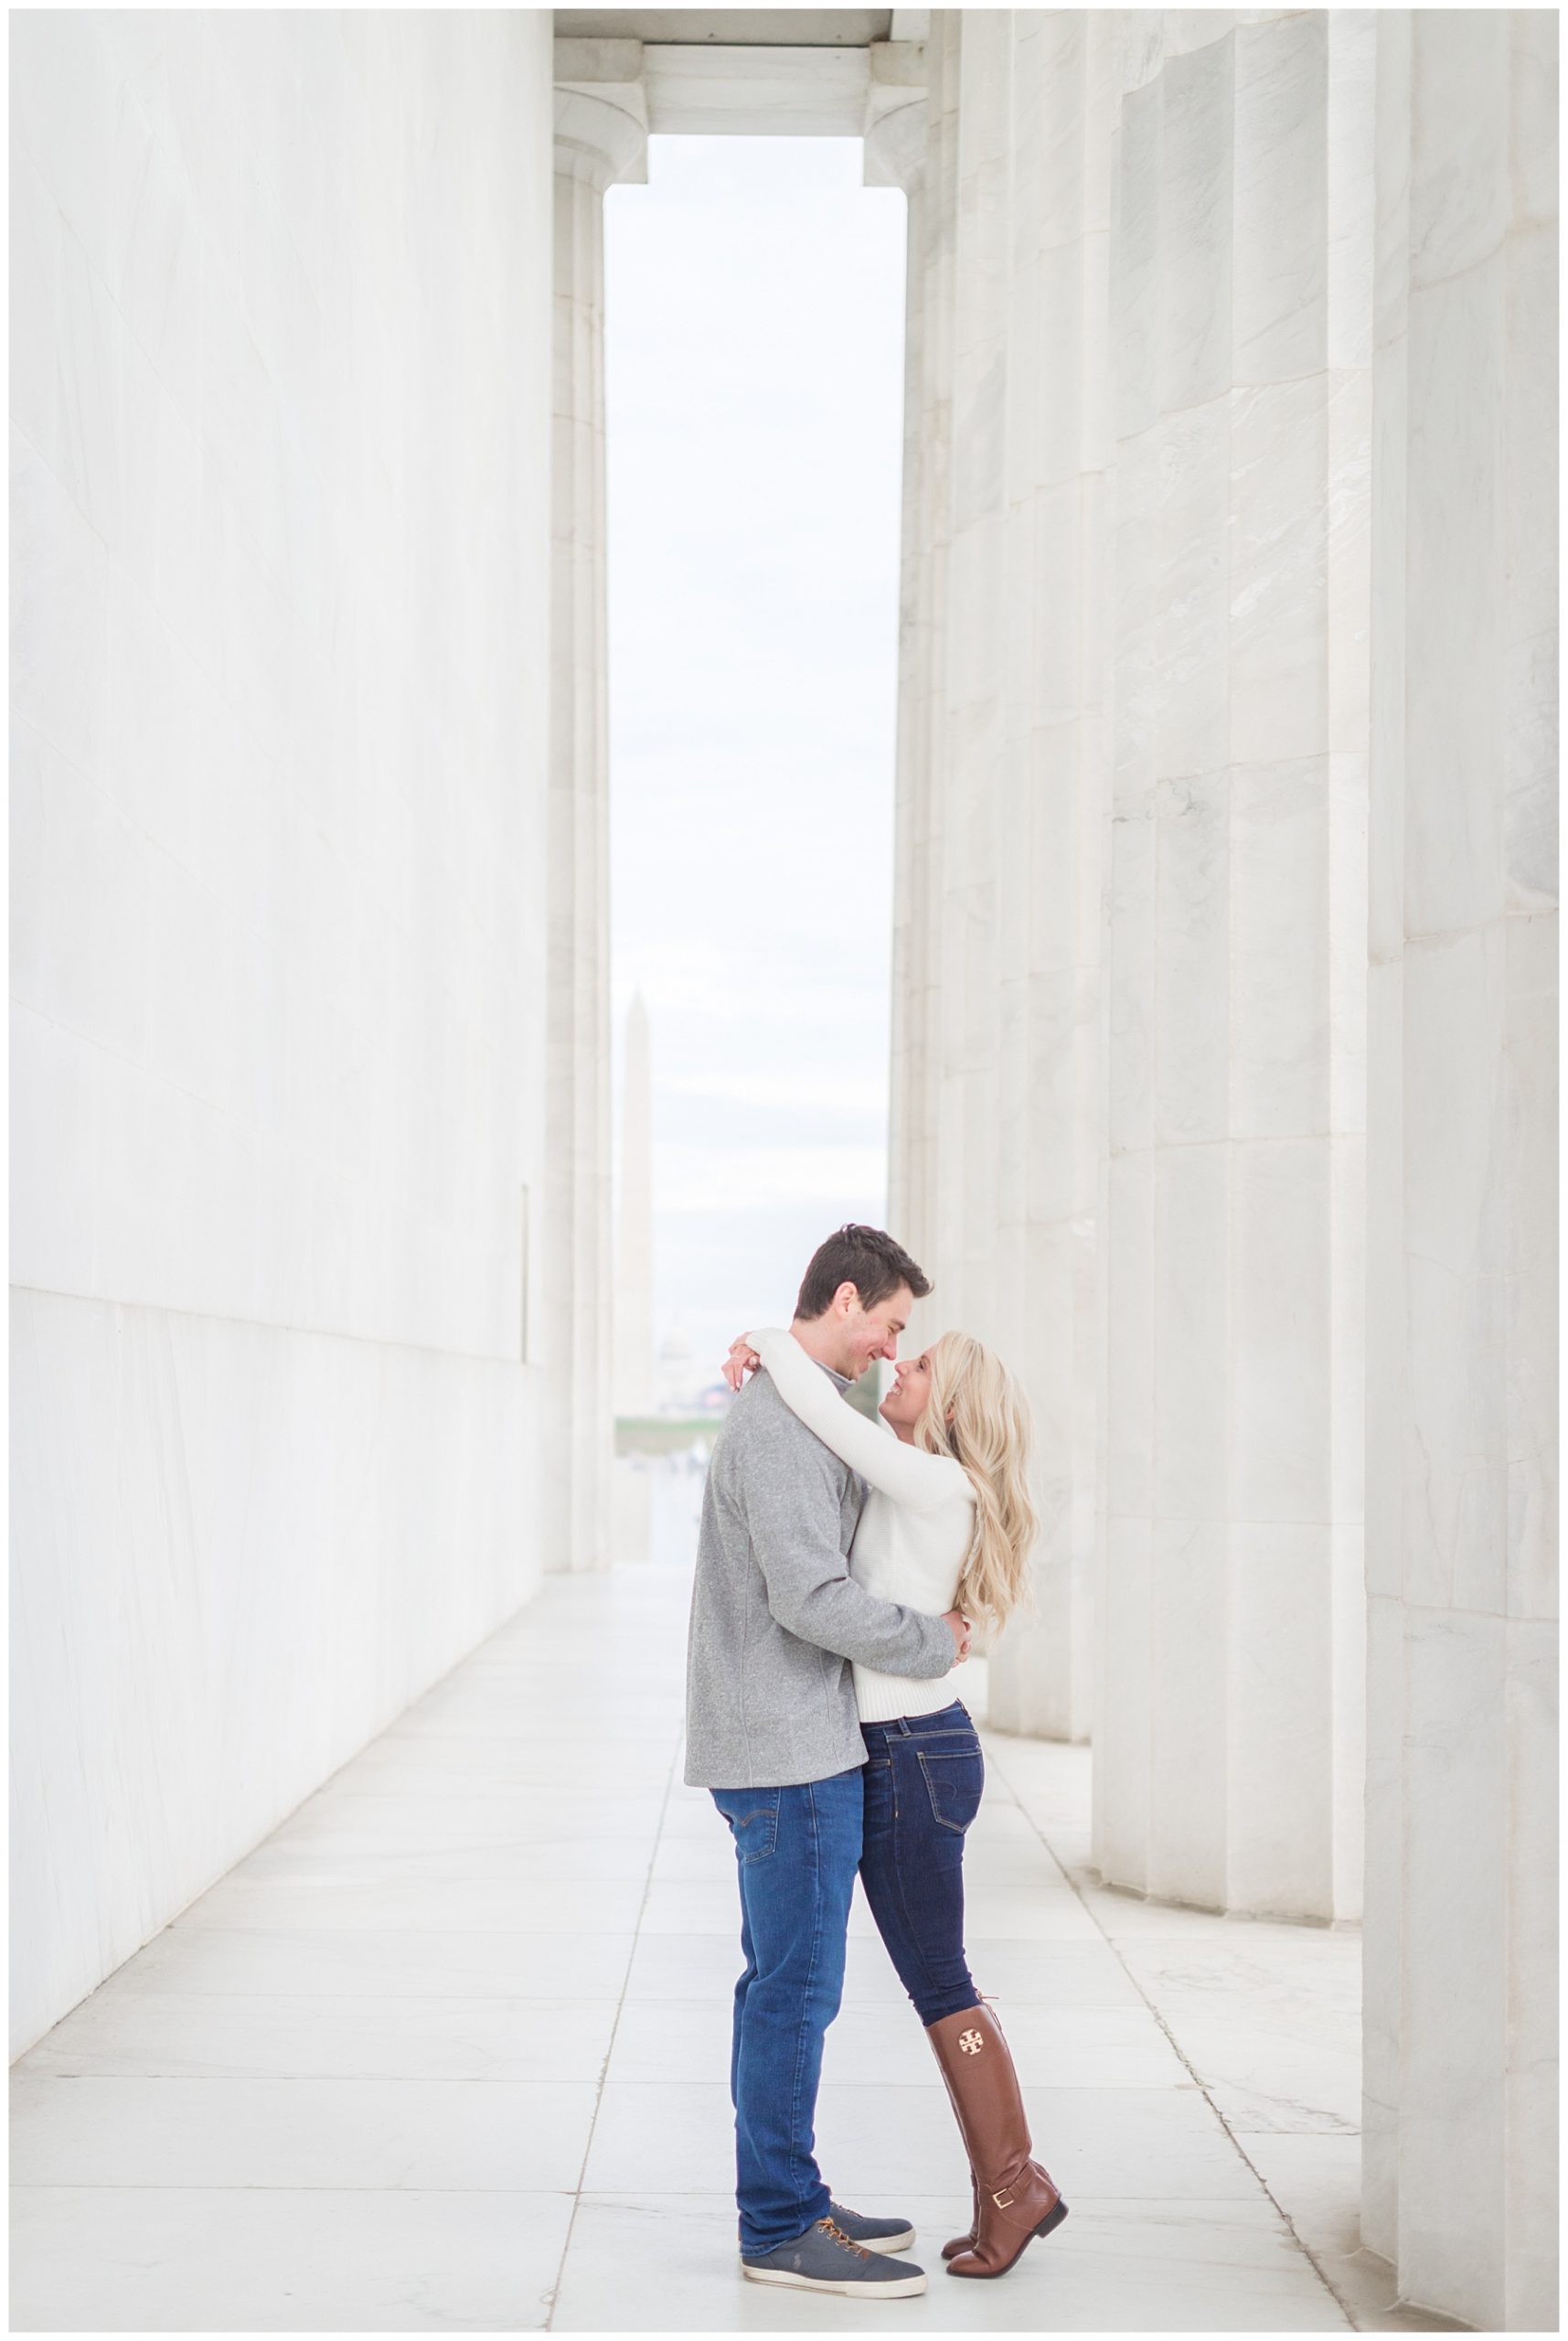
914, 1612, 955, 1676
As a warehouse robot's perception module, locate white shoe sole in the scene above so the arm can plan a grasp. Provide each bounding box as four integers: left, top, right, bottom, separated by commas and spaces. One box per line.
735, 2229, 916, 2258
739, 2238, 917, 2256
742, 2265, 927, 2299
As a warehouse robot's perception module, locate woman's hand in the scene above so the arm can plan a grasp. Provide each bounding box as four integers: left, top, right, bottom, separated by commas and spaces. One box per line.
722, 1335, 762, 1394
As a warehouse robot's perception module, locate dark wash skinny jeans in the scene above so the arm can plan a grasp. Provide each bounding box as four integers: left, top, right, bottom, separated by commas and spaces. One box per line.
858, 1698, 987, 2026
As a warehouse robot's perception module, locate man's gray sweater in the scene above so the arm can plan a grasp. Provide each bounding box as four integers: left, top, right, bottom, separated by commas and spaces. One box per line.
684, 1362, 956, 1789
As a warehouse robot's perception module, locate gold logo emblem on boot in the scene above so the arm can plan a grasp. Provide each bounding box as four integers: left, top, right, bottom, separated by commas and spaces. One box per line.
959, 2027, 985, 2054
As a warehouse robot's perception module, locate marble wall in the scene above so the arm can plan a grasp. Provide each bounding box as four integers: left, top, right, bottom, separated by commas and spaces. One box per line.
10, 11, 556, 2053
1361, 13, 1558, 2330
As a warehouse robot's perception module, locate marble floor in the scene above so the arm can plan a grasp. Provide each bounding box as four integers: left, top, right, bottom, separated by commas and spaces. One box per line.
12, 1565, 1458, 2333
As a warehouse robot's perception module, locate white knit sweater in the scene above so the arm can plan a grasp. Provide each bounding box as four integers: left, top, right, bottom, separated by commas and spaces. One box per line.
746, 1329, 976, 1724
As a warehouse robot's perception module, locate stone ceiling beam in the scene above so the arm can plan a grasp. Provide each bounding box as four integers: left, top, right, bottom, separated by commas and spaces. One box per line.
555, 10, 899, 45
556, 30, 925, 147
643, 41, 869, 135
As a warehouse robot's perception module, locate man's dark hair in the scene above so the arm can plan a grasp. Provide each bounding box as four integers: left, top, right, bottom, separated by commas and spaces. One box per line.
795, 1224, 933, 1321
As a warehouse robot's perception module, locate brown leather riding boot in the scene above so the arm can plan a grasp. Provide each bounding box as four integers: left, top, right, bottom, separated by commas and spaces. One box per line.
925, 2006, 1068, 2278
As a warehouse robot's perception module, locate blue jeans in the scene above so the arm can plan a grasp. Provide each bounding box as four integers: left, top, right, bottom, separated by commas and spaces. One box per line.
711, 1768, 863, 2256
859, 1701, 985, 2026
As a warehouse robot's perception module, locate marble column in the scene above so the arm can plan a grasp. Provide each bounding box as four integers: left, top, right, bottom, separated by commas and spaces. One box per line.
885, 13, 1108, 1741
885, 15, 956, 1299
866, 10, 941, 1043
544, 40, 647, 1573
1093, 9, 1374, 1921
985, 13, 1116, 1744
1361, 14, 1558, 2328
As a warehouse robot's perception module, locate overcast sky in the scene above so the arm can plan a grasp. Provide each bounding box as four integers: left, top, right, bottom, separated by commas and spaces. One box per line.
604, 136, 907, 1385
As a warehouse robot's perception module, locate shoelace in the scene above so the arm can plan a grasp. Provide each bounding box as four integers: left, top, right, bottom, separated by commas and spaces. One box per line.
819, 2217, 870, 2261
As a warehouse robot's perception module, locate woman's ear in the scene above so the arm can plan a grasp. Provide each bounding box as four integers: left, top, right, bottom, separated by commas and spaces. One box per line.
944, 1403, 956, 1425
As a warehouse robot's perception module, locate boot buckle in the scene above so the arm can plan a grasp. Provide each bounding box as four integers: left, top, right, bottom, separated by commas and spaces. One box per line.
992, 2189, 1015, 2210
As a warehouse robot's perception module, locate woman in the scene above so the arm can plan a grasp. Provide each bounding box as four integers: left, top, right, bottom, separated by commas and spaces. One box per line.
722, 1323, 1069, 2282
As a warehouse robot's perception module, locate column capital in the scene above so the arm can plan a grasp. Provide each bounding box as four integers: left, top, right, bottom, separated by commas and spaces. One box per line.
863, 39, 927, 191
555, 36, 648, 190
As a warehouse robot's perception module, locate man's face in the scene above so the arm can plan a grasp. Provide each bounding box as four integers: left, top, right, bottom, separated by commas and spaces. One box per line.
838, 1282, 914, 1381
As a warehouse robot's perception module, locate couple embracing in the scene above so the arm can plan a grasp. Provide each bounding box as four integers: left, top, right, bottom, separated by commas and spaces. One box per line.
684, 1223, 1068, 2301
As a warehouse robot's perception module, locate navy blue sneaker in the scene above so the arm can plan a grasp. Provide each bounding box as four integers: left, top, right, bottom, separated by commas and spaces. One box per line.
828, 2199, 917, 2253
741, 2217, 928, 2298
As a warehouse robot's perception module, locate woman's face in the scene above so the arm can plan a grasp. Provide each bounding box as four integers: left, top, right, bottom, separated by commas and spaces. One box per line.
880, 1348, 933, 1433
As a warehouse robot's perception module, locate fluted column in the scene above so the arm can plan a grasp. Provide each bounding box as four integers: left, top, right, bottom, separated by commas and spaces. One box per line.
1361, 14, 1558, 2328
885, 13, 1109, 1741
545, 41, 646, 1572
884, 18, 957, 1291
1093, 10, 1374, 1919
983, 13, 1115, 1743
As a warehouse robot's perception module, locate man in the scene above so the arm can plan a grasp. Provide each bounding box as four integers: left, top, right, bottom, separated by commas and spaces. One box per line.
685, 1224, 969, 2302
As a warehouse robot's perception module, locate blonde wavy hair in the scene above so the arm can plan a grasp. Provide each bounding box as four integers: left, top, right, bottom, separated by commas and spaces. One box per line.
909, 1331, 1039, 1629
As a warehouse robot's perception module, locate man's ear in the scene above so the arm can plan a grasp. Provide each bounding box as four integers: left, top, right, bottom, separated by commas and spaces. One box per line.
834, 1280, 859, 1318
